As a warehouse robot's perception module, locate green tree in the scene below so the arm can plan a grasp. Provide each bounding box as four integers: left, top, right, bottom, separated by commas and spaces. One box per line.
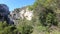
30, 0, 58, 26
0, 21, 17, 34
17, 19, 33, 34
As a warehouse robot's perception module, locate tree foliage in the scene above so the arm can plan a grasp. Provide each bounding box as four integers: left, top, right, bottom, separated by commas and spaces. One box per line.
0, 0, 60, 34
0, 21, 17, 34
30, 0, 58, 26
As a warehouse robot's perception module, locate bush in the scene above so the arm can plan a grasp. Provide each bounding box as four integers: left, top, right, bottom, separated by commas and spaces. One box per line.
17, 19, 33, 34
0, 21, 17, 34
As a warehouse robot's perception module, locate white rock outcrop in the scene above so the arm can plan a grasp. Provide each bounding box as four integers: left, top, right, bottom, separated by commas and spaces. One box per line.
11, 7, 33, 20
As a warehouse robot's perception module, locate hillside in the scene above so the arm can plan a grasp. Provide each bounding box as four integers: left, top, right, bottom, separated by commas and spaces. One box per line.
0, 0, 60, 34
10, 7, 33, 26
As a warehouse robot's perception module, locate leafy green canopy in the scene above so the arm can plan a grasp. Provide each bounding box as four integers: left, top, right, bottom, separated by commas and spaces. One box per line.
29, 0, 58, 26
0, 22, 17, 34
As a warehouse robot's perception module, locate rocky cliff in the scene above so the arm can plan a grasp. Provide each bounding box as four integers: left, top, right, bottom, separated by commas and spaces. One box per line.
10, 7, 33, 25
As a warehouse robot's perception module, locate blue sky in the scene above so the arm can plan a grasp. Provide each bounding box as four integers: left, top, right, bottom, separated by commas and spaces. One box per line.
0, 0, 35, 11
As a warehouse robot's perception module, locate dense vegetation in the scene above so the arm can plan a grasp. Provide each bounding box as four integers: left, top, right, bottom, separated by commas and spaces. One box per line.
0, 0, 60, 34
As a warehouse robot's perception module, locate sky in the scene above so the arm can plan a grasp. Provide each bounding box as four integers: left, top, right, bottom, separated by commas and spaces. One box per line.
0, 0, 35, 11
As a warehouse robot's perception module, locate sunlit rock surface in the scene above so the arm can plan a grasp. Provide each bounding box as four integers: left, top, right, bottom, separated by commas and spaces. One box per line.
11, 7, 33, 20
10, 7, 33, 25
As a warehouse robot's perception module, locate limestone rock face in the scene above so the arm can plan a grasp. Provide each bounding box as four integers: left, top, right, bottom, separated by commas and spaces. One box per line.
10, 7, 33, 25
11, 7, 33, 20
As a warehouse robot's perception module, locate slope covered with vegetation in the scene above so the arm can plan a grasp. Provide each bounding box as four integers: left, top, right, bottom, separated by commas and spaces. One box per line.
0, 0, 60, 34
